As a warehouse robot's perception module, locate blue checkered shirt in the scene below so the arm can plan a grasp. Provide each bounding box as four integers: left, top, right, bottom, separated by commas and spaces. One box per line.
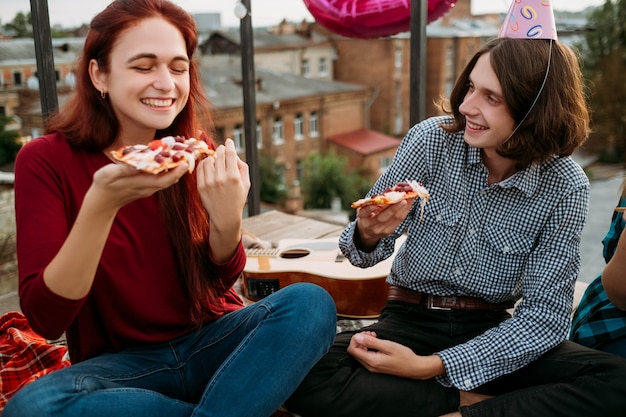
570, 198, 626, 348
339, 116, 590, 391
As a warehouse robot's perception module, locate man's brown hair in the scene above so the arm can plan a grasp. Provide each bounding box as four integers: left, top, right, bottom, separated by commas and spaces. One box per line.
440, 37, 590, 167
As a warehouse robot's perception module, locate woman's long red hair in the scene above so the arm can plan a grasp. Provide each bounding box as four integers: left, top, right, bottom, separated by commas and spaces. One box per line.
45, 0, 221, 324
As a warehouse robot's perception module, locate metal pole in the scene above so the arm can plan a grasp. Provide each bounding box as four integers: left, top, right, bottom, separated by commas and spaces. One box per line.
30, 0, 58, 125
409, 0, 427, 126
239, 0, 261, 216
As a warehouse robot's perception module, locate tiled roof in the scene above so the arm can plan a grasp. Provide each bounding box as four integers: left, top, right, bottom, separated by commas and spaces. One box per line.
208, 28, 331, 50
327, 128, 400, 155
201, 66, 367, 109
0, 38, 84, 65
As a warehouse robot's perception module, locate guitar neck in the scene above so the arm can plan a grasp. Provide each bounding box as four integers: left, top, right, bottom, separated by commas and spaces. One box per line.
245, 247, 281, 257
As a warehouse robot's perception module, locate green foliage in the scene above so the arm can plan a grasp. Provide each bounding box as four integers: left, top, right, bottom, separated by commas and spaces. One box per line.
2, 10, 83, 38
258, 154, 287, 205
300, 150, 371, 211
579, 0, 626, 162
0, 116, 21, 166
3, 12, 32, 38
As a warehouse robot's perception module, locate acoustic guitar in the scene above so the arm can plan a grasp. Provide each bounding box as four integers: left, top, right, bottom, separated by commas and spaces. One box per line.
243, 237, 405, 318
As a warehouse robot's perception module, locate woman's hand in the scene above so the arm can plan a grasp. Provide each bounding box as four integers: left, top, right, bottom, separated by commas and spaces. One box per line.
347, 331, 445, 379
354, 198, 415, 251
196, 138, 251, 262
91, 160, 189, 212
42, 161, 190, 300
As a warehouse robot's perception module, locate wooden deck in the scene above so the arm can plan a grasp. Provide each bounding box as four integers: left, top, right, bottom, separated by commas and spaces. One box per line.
243, 210, 345, 242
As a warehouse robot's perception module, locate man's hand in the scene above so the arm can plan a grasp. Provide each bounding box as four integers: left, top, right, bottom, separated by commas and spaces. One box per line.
354, 198, 414, 251
347, 331, 445, 379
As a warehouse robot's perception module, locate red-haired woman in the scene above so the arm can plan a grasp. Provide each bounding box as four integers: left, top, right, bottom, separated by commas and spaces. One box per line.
4, 1, 336, 416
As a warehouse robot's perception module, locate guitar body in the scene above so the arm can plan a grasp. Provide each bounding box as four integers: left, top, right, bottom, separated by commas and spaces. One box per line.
243, 237, 404, 318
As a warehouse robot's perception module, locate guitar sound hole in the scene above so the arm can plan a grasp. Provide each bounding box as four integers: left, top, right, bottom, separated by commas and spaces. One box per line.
278, 249, 310, 259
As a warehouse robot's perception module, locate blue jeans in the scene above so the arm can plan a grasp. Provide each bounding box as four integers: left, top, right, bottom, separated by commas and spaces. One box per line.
4, 283, 336, 417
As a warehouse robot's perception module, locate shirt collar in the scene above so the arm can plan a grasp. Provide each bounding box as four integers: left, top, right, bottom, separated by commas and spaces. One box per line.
466, 146, 540, 197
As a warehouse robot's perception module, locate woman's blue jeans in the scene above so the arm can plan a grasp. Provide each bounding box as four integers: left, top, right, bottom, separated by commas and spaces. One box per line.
4, 283, 336, 417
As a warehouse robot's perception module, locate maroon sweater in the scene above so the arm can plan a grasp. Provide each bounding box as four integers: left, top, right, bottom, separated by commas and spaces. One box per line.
14, 133, 245, 363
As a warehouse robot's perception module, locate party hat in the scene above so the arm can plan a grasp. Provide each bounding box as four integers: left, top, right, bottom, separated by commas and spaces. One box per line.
498, 0, 558, 41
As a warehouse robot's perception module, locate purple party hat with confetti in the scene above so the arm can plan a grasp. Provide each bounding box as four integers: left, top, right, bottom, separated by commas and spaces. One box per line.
499, 0, 558, 40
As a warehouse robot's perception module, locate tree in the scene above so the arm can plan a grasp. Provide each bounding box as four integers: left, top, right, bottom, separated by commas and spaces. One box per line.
3, 12, 33, 38
0, 116, 21, 166
578, 0, 626, 162
258, 154, 287, 205
300, 151, 371, 212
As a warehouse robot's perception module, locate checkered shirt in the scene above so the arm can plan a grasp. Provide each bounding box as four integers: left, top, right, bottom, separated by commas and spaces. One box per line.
339, 116, 589, 391
570, 199, 626, 348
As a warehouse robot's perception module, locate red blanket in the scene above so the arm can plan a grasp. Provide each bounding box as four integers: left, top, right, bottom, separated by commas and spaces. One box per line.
0, 311, 70, 410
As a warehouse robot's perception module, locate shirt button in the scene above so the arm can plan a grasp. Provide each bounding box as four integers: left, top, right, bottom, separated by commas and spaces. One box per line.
436, 214, 442, 222
503, 246, 510, 253
464, 379, 472, 388
454, 268, 461, 276
469, 229, 475, 235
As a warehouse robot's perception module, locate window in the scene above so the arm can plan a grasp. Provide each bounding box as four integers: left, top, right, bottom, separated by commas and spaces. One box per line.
379, 156, 392, 174
318, 58, 328, 76
301, 59, 310, 77
394, 48, 403, 69
256, 121, 263, 149
309, 111, 319, 137
233, 124, 244, 151
272, 117, 284, 145
394, 114, 403, 136
444, 42, 456, 98
13, 72, 22, 86
294, 113, 304, 140
296, 160, 305, 182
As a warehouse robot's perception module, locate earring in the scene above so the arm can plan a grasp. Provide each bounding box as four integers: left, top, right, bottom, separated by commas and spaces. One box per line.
100, 90, 106, 99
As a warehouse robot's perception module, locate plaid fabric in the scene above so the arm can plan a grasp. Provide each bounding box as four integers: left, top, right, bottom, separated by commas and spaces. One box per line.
0, 311, 71, 410
571, 198, 626, 348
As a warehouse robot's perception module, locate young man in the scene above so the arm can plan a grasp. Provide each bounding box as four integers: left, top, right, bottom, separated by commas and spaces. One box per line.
287, 1, 626, 416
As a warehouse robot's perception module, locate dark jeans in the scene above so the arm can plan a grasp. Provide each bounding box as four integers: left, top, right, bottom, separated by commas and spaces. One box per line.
286, 300, 626, 417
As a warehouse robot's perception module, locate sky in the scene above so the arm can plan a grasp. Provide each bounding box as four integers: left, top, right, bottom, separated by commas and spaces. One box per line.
0, 0, 609, 29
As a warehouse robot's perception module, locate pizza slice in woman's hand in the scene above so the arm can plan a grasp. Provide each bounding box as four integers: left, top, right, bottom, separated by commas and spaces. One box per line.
110, 135, 215, 174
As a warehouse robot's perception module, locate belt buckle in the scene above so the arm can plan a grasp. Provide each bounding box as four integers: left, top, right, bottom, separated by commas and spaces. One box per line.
427, 295, 454, 311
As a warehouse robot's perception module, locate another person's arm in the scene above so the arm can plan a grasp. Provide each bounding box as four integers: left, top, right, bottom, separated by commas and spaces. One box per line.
602, 212, 626, 310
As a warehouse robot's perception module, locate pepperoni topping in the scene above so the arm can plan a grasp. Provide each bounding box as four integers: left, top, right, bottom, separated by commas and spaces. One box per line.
172, 152, 185, 162
148, 140, 163, 150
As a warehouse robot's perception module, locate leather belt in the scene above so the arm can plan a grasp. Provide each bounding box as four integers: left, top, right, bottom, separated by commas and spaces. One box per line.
388, 286, 514, 311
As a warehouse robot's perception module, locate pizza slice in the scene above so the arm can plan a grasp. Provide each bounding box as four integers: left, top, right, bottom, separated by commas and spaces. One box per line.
351, 180, 430, 220
110, 135, 215, 174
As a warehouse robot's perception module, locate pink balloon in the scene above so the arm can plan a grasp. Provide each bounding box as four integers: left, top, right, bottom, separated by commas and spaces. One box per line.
304, 0, 458, 38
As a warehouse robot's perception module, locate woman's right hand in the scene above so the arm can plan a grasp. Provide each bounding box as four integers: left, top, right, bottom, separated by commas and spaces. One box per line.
90, 161, 189, 212
42, 161, 189, 300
